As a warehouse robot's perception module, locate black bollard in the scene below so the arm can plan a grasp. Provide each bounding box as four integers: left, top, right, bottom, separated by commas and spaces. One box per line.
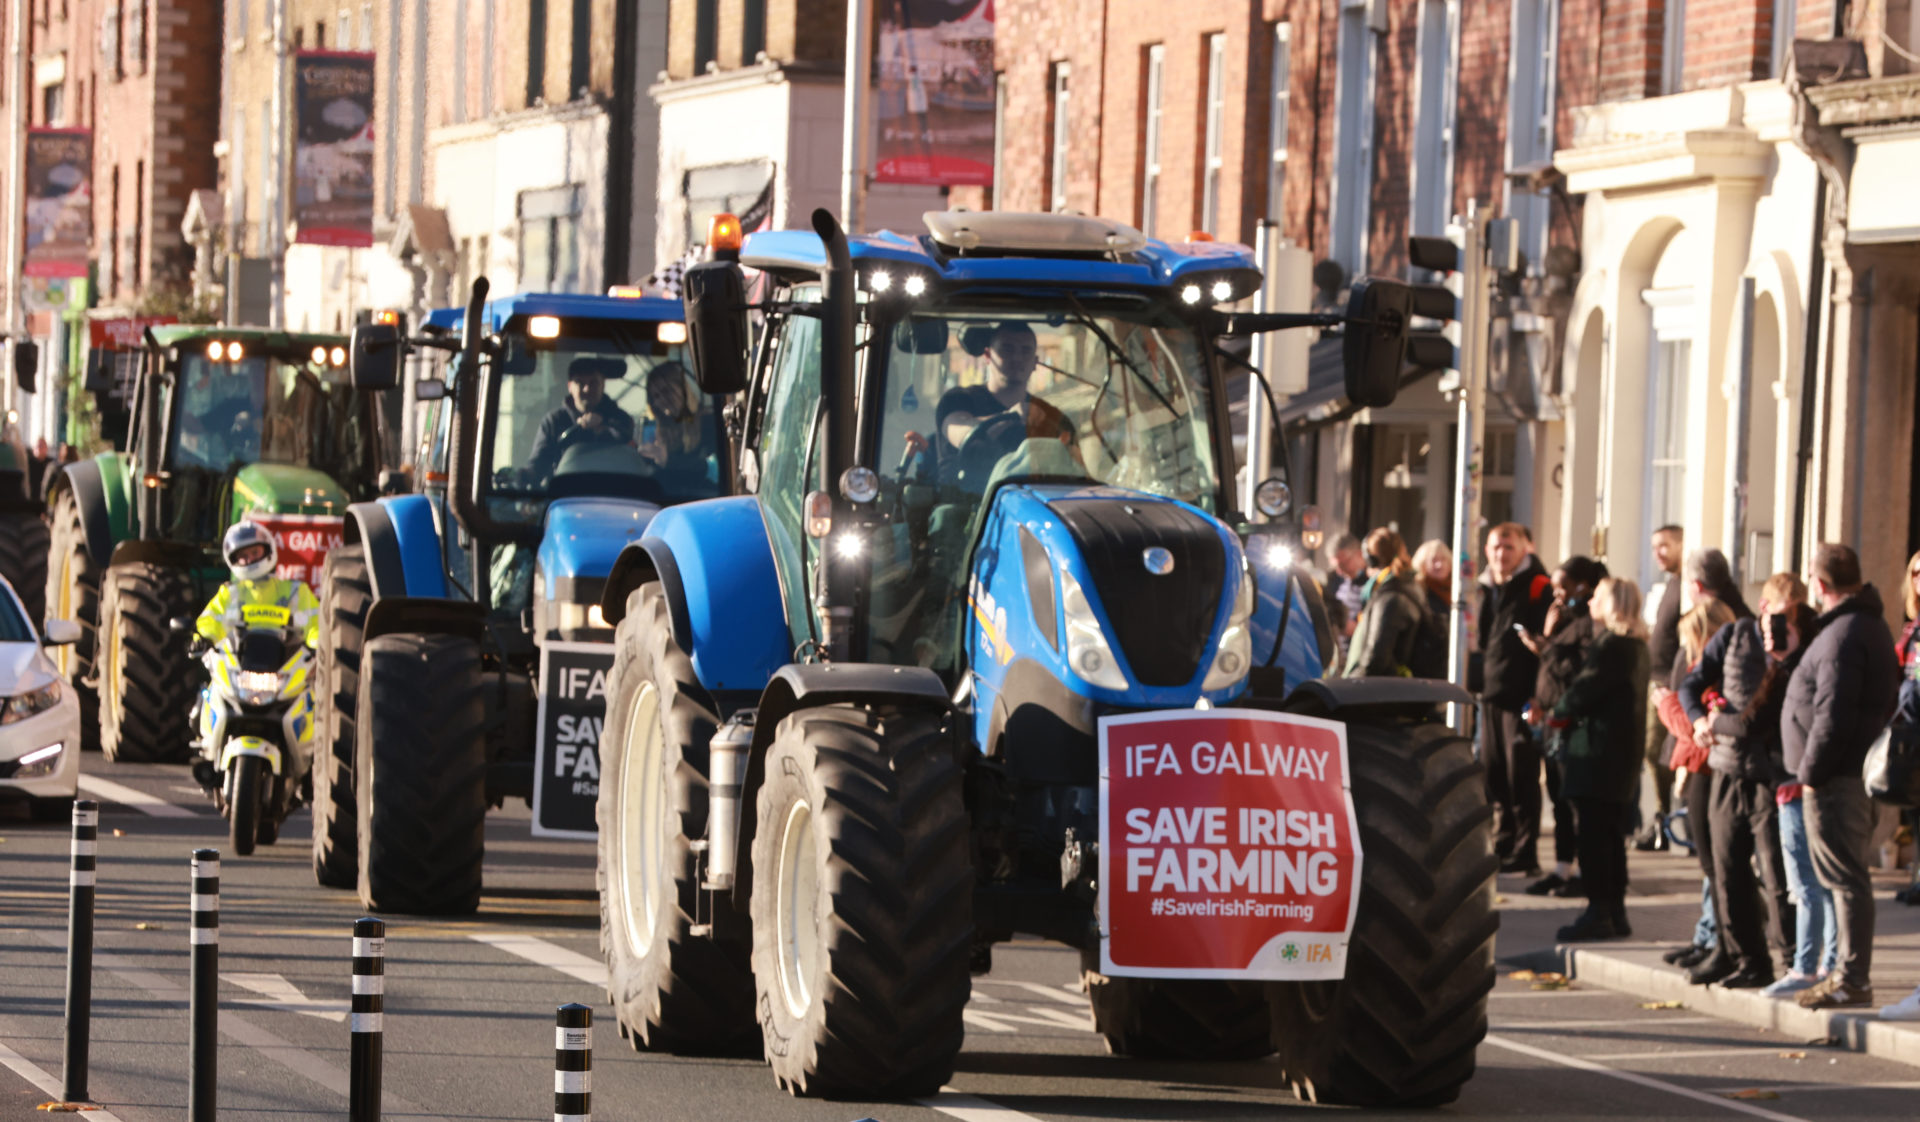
61, 799, 97, 1103
350, 918, 384, 1122
554, 1003, 591, 1122
188, 849, 218, 1122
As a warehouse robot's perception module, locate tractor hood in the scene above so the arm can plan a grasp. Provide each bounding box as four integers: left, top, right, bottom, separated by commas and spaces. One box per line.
538, 497, 661, 605
231, 463, 351, 517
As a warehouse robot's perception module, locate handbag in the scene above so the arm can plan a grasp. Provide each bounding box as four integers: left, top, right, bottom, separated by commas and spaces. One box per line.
1864, 722, 1920, 808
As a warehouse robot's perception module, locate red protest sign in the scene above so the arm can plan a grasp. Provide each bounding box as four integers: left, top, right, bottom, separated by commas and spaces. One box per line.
1097, 708, 1361, 981
244, 513, 346, 587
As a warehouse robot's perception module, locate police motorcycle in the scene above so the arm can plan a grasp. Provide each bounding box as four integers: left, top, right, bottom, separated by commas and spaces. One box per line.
178, 523, 322, 856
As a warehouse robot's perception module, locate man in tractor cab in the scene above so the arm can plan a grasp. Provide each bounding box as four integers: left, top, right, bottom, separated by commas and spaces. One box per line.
934, 320, 1074, 488
194, 522, 320, 650
526, 356, 636, 483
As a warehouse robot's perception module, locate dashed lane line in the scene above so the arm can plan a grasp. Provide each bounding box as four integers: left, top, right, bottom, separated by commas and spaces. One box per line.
974, 978, 1088, 1006
1494, 1016, 1724, 1030
0, 1039, 129, 1120
1484, 1034, 1812, 1122
1586, 1046, 1819, 1062
467, 932, 608, 988
76, 774, 196, 818
915, 1088, 1050, 1121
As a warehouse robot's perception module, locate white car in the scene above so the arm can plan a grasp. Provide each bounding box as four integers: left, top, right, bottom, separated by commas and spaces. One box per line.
0, 573, 82, 820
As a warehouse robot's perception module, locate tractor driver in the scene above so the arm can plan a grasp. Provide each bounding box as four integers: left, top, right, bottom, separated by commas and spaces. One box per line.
934, 320, 1073, 488
526, 356, 635, 483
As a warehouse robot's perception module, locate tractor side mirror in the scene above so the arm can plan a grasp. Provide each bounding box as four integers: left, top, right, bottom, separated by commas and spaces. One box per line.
681, 260, 749, 395
896, 317, 949, 355
43, 618, 81, 646
14, 339, 38, 395
378, 469, 413, 496
349, 322, 402, 391
1341, 278, 1411, 409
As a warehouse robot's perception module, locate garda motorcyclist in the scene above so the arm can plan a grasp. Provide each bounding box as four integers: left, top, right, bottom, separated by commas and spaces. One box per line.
196, 522, 320, 648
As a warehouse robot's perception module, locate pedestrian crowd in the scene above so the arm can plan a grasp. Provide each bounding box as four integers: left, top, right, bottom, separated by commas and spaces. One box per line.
1317, 519, 1920, 1017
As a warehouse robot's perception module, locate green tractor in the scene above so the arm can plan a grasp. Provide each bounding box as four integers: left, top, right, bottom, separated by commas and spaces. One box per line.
44, 326, 394, 761
0, 432, 49, 625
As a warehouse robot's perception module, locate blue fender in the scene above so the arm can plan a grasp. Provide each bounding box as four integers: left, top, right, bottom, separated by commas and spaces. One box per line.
1248, 561, 1325, 693
536, 497, 658, 602
345, 495, 448, 600
600, 496, 789, 696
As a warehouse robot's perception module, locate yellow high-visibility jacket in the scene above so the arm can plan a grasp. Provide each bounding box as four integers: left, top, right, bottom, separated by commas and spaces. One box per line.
195, 578, 321, 647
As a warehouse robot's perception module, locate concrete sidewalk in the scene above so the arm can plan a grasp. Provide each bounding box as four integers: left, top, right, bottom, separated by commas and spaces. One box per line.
1496, 842, 1920, 1068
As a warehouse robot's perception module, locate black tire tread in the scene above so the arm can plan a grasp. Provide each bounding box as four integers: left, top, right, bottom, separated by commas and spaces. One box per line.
356, 633, 488, 915
230, 755, 263, 857
1269, 718, 1498, 1108
312, 545, 369, 888
0, 510, 49, 629
750, 705, 972, 1098
1083, 962, 1274, 1061
98, 563, 198, 763
46, 490, 101, 750
597, 584, 758, 1054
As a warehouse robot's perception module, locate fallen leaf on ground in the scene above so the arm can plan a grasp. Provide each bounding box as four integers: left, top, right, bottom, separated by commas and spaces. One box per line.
1508, 969, 1538, 981
1531, 980, 1573, 990
111, 829, 125, 837
134, 922, 160, 931
1779, 1051, 1807, 1059
1723, 1090, 1780, 1101
1495, 895, 1509, 904
36, 1103, 101, 1112
1639, 1000, 1685, 1010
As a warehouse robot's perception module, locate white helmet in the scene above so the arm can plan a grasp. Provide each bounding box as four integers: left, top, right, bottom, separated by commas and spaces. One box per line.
223, 521, 278, 582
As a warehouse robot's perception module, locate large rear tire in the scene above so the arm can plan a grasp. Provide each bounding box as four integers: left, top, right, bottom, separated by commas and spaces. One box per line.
749, 705, 972, 1098
311, 545, 369, 888
45, 489, 100, 751
0, 510, 48, 629
229, 755, 264, 857
98, 563, 197, 763
598, 584, 757, 1053
1268, 718, 1498, 1108
1081, 951, 1274, 1061
355, 633, 488, 915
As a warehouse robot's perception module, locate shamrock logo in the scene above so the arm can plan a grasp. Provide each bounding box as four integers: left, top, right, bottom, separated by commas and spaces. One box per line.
1281, 942, 1301, 962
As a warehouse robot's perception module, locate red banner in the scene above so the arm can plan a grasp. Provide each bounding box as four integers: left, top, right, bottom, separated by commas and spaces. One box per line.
89, 316, 177, 350
873, 0, 995, 186
23, 129, 92, 278
1098, 709, 1361, 980
245, 513, 346, 587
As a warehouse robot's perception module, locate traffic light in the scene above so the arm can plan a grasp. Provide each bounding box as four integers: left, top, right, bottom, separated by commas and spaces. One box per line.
1406, 232, 1464, 374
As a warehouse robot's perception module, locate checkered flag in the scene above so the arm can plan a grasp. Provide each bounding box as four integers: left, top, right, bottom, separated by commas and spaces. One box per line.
643, 247, 704, 300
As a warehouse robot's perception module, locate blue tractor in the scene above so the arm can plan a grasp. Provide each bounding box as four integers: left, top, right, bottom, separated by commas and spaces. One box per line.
316, 286, 726, 913
593, 210, 1497, 1105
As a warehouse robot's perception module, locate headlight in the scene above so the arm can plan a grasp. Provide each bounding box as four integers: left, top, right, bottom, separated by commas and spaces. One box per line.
1, 680, 62, 724
554, 602, 611, 632
1059, 569, 1129, 691
234, 671, 287, 706
1202, 554, 1256, 692
11, 741, 64, 778
1248, 532, 1293, 572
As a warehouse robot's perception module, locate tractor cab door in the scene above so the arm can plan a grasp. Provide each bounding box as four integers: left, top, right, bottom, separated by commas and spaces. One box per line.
753, 307, 825, 657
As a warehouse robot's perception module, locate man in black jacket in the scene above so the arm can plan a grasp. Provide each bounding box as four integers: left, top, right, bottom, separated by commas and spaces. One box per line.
1784, 544, 1900, 1009
526, 357, 636, 483
1638, 525, 1686, 849
1478, 522, 1554, 874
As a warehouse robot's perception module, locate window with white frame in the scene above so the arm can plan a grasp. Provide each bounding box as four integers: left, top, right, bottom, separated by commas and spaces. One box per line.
1771, 0, 1797, 77
360, 3, 373, 50
1049, 63, 1071, 213
1662, 0, 1686, 94
338, 7, 351, 48
1329, 0, 1378, 279
992, 73, 1006, 209
1506, 0, 1557, 270
1267, 23, 1290, 221
1409, 1, 1456, 237
1141, 44, 1165, 233
1201, 33, 1227, 235
1642, 288, 1693, 564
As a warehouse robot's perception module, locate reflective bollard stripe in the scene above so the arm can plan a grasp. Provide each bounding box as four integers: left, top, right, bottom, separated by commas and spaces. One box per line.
349, 918, 385, 1122
62, 800, 98, 1103
554, 1003, 591, 1122
188, 849, 219, 1122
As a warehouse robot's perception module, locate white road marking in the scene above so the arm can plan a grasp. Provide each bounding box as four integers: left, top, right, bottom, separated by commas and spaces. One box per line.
962, 1005, 1094, 1034
0, 1038, 129, 1119
468, 932, 608, 988
916, 1088, 1049, 1121
1586, 1046, 1815, 1062
76, 774, 195, 817
1707, 1081, 1920, 1094
975, 978, 1087, 1006
1494, 1016, 1723, 1030
224, 972, 349, 1021
1485, 1034, 1812, 1122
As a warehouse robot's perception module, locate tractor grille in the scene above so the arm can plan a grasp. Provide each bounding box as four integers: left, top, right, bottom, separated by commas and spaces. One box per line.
1051, 498, 1224, 687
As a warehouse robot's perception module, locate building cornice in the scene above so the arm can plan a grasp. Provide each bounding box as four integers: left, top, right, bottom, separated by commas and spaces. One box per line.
649, 59, 844, 105
1807, 73, 1920, 128
428, 98, 608, 147
1554, 128, 1772, 195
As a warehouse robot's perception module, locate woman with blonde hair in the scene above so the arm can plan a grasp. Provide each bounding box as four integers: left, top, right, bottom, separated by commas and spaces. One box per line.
1548, 577, 1652, 941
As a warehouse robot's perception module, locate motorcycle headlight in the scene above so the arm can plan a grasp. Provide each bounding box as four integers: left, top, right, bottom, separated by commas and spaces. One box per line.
1, 680, 62, 724
1058, 568, 1129, 691
235, 671, 287, 706
1202, 554, 1256, 692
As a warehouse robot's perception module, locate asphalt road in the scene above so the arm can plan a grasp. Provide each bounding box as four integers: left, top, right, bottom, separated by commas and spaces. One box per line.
6, 757, 1920, 1121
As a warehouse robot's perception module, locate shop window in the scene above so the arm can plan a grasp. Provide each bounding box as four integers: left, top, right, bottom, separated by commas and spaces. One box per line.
1267, 23, 1291, 222
1329, 0, 1378, 277
518, 186, 581, 293
1200, 33, 1226, 235
1140, 45, 1164, 233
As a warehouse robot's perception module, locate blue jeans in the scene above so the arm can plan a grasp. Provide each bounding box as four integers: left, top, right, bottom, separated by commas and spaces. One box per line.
1693, 877, 1718, 949
1779, 795, 1839, 977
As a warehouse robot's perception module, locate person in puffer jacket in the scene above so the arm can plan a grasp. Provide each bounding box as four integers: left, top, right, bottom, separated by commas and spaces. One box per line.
1679, 572, 1809, 988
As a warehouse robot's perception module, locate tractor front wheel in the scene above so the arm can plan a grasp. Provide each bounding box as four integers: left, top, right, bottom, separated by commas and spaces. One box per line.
0, 510, 49, 630
749, 705, 972, 1098
1081, 951, 1274, 1061
1267, 717, 1498, 1108
46, 489, 101, 750
311, 545, 369, 888
98, 563, 197, 763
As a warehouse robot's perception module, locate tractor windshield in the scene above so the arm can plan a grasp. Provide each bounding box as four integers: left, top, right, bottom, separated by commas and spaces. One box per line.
877, 298, 1222, 508
489, 330, 722, 507
169, 351, 380, 492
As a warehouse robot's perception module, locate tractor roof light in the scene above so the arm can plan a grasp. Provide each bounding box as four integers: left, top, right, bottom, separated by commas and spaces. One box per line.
529, 315, 562, 340
207, 341, 226, 361
902, 273, 927, 297
708, 212, 742, 253
1180, 284, 1203, 305
606, 285, 644, 299
1210, 279, 1234, 302
329, 346, 347, 366
657, 321, 687, 345
373, 309, 401, 325
867, 269, 893, 293
311, 345, 328, 365
227, 342, 244, 362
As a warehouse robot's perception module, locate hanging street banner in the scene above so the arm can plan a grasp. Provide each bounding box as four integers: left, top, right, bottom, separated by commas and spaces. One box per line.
23, 129, 92, 278
873, 0, 995, 186
532, 641, 614, 839
1097, 709, 1362, 981
292, 51, 376, 247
